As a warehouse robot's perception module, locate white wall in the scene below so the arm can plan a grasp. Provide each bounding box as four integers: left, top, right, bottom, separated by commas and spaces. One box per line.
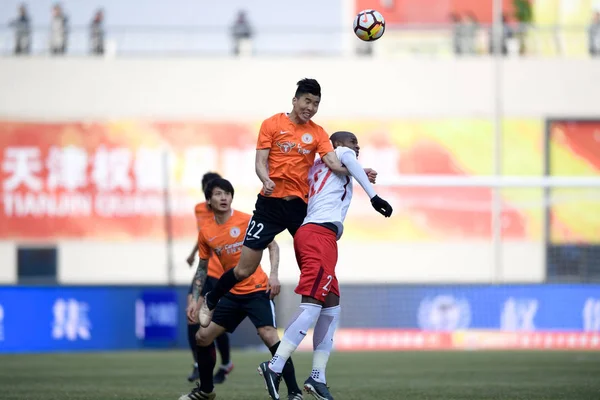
55, 239, 545, 286
1, 58, 599, 120
0, 242, 17, 283
0, 57, 597, 285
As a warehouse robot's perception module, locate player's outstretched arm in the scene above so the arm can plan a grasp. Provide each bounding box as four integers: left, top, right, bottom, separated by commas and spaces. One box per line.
266, 240, 281, 299
322, 151, 348, 175
255, 149, 275, 195
340, 151, 393, 218
323, 151, 377, 183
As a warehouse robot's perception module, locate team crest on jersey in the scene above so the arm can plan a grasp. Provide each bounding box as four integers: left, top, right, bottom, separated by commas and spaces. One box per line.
276, 141, 297, 153
229, 227, 240, 238
301, 133, 313, 144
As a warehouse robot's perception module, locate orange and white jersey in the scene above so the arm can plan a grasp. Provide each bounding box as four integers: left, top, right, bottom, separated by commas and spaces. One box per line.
303, 146, 357, 239
256, 113, 333, 202
194, 202, 224, 279
197, 210, 268, 295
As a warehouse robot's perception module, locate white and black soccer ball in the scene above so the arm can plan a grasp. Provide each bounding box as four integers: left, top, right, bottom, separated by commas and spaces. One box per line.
353, 9, 385, 42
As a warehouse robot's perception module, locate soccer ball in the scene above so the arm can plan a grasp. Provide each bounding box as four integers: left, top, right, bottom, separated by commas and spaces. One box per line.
353, 9, 385, 42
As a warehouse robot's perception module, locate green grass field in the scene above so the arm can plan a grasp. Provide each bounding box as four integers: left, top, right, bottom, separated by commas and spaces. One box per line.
0, 350, 599, 399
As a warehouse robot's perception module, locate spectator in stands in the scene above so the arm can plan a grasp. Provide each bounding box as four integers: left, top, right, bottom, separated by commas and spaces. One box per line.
462, 12, 479, 55
502, 14, 516, 55
9, 4, 31, 55
489, 14, 515, 55
231, 10, 253, 56
90, 9, 105, 55
450, 13, 478, 56
49, 3, 68, 55
589, 11, 600, 57
449, 13, 462, 55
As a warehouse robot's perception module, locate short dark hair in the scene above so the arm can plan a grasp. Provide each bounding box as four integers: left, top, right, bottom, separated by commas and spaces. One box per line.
204, 178, 234, 201
201, 172, 222, 191
295, 78, 321, 99
330, 131, 356, 145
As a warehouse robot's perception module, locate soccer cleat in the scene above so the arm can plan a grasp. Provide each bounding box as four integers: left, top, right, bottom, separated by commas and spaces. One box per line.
288, 392, 303, 400
213, 363, 234, 384
187, 365, 199, 382
258, 361, 281, 400
304, 377, 334, 400
199, 294, 214, 328
178, 382, 216, 400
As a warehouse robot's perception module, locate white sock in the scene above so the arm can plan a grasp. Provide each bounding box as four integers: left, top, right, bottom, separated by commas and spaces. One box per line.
269, 303, 322, 373
220, 361, 232, 370
310, 305, 341, 384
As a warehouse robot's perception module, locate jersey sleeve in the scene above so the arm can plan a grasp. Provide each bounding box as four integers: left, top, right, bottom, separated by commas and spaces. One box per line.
339, 149, 377, 199
335, 146, 356, 161
256, 117, 275, 150
197, 230, 211, 260
316, 127, 334, 157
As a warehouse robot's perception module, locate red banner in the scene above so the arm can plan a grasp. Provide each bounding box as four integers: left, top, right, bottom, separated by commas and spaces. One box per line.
0, 121, 259, 240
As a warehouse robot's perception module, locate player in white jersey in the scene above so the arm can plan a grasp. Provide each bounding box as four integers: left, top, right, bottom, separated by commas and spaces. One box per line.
258, 131, 393, 400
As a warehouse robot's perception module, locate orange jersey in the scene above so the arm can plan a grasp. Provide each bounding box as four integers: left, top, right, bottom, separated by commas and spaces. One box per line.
257, 113, 333, 202
194, 202, 224, 279
197, 210, 268, 295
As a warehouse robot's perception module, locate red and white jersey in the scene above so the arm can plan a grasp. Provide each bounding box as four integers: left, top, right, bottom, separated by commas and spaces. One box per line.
303, 146, 356, 240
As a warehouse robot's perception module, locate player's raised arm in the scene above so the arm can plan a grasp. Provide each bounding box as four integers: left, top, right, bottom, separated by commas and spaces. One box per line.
322, 151, 377, 183
340, 150, 393, 218
321, 151, 348, 175
266, 240, 281, 299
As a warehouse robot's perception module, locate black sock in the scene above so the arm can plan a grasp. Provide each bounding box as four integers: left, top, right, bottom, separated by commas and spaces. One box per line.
206, 269, 241, 309
187, 324, 199, 364
215, 333, 231, 366
269, 341, 301, 394
196, 342, 216, 393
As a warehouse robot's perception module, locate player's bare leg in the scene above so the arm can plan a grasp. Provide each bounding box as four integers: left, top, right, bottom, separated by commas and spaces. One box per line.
200, 246, 263, 327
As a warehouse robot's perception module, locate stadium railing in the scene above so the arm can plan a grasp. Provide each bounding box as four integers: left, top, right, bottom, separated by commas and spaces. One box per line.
0, 24, 597, 58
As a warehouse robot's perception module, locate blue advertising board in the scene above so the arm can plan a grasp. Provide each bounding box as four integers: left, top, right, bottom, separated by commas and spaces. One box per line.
0, 284, 598, 353
0, 286, 184, 353
139, 289, 179, 342
339, 284, 600, 331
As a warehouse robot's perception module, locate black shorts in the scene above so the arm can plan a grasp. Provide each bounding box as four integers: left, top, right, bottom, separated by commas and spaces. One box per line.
212, 290, 276, 333
243, 194, 308, 250
188, 276, 219, 297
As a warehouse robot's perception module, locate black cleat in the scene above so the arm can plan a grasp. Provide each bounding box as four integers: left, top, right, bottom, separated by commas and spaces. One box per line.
213, 363, 234, 384
187, 365, 199, 382
258, 361, 281, 400
178, 382, 216, 400
304, 377, 334, 400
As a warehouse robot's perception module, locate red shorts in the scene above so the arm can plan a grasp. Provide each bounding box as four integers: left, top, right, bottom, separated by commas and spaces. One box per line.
294, 223, 339, 301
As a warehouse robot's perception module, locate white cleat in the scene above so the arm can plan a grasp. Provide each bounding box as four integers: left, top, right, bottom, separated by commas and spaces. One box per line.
199, 294, 214, 328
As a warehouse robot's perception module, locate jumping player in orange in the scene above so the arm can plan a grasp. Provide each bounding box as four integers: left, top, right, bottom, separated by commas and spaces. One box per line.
179, 178, 303, 400
199, 79, 377, 327
184, 172, 233, 383
259, 131, 393, 400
